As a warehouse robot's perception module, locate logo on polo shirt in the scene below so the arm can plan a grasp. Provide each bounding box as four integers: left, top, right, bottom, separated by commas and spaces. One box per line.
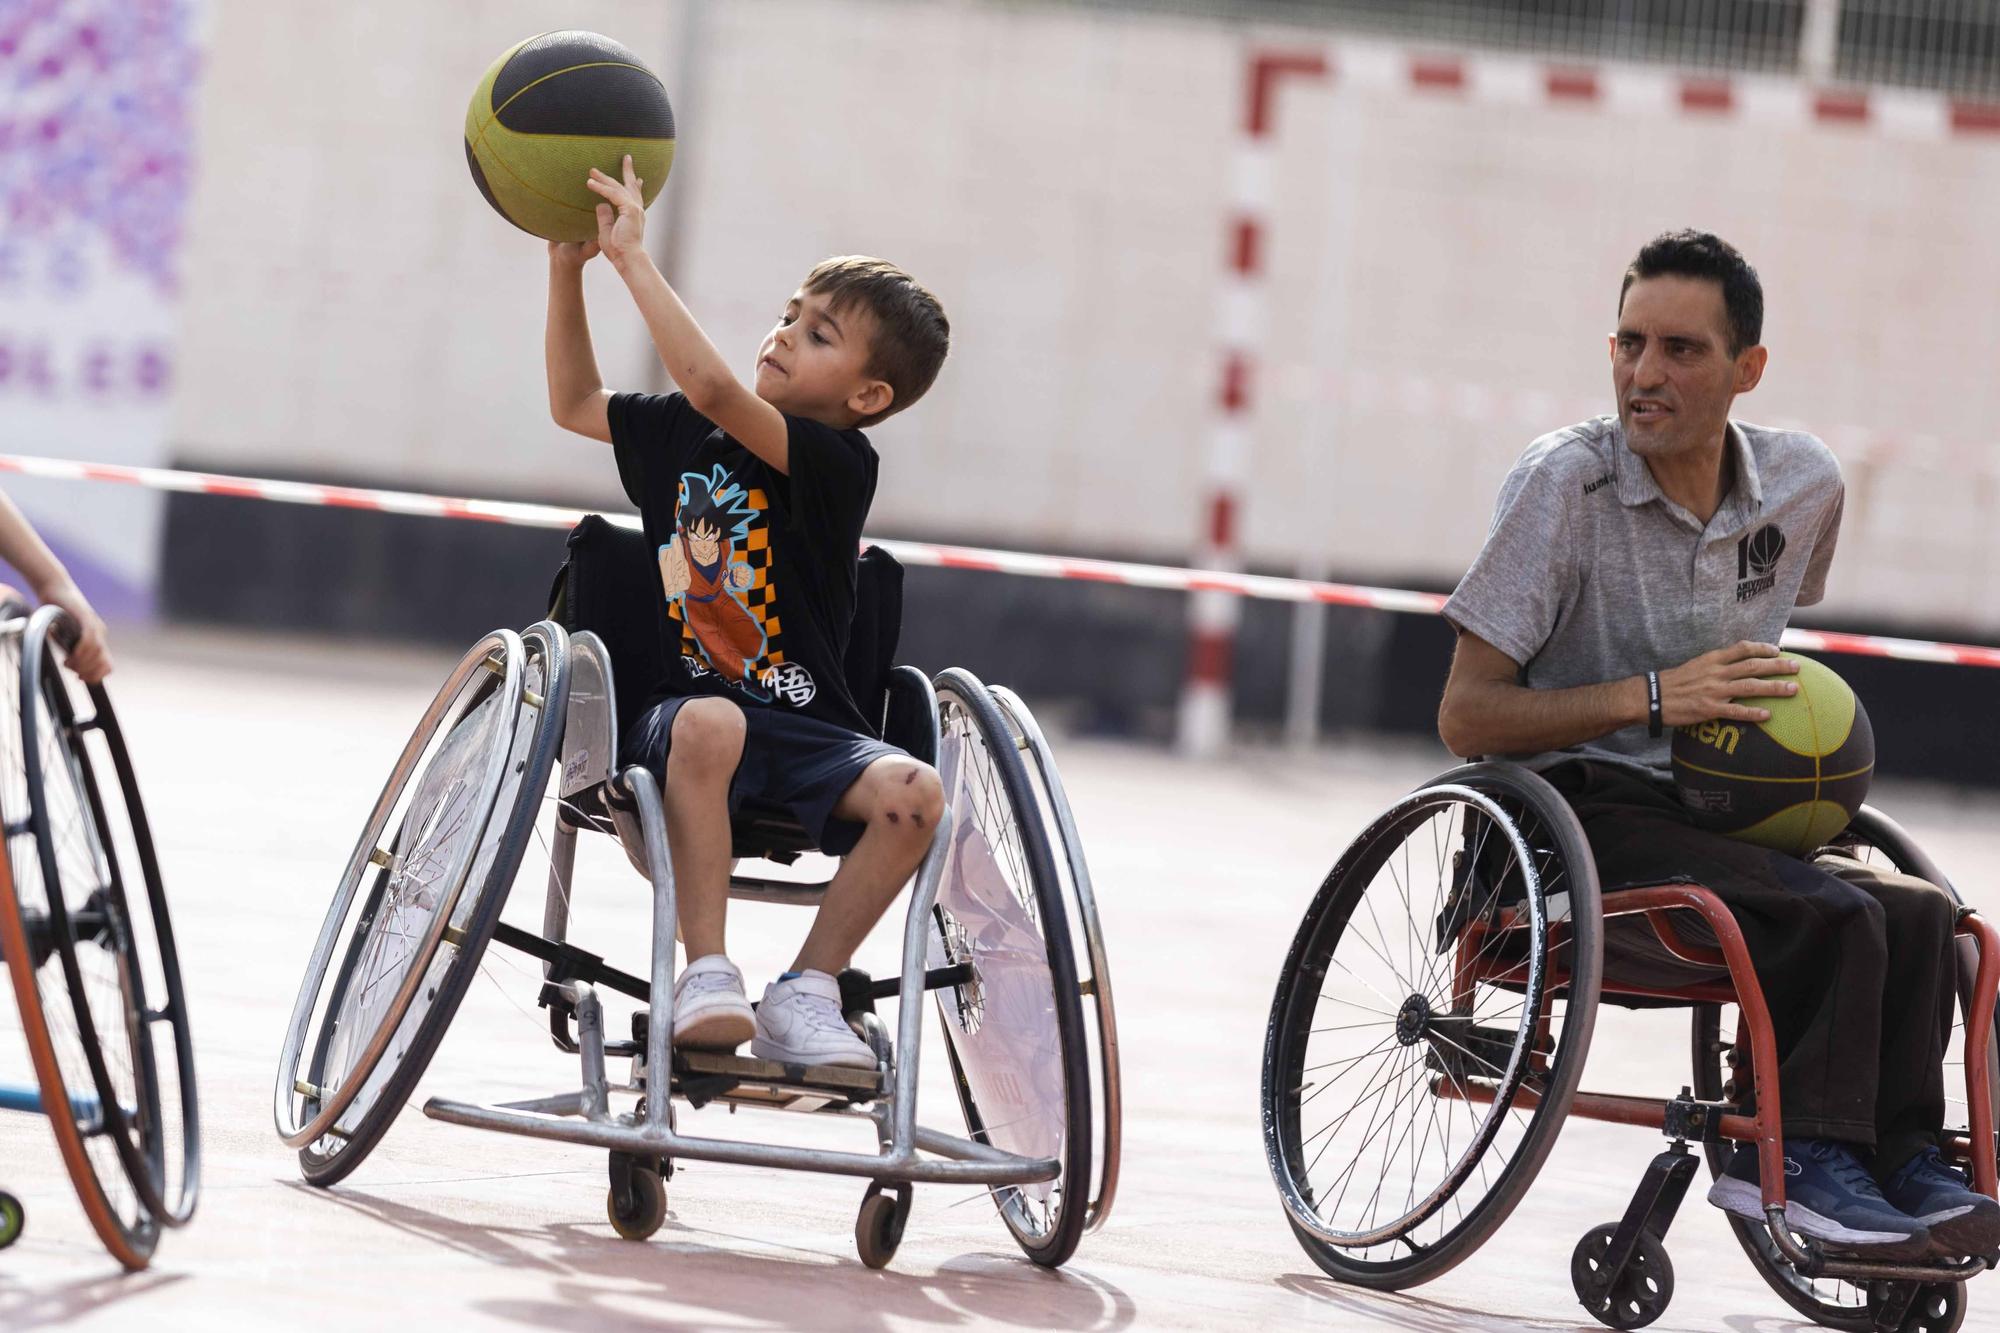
1735, 524, 1786, 603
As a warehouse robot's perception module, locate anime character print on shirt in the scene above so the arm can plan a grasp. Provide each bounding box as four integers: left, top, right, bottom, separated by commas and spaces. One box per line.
657, 464, 814, 706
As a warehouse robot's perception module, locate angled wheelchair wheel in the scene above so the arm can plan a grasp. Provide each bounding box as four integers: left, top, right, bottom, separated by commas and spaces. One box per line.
1691, 805, 1991, 1331
0, 606, 198, 1266
987, 685, 1121, 1233
1263, 762, 1603, 1290
929, 669, 1091, 1268
274, 623, 566, 1184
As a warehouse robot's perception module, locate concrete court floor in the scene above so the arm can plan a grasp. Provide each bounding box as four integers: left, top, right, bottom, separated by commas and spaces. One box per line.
0, 627, 1995, 1333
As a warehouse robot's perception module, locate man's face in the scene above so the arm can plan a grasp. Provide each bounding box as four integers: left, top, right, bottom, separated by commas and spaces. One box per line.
1611, 275, 1763, 460
753, 288, 887, 421
683, 518, 721, 566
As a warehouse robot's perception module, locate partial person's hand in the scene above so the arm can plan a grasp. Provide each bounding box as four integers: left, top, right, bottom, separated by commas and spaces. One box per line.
585, 155, 647, 264
41, 580, 112, 684
548, 238, 600, 270
1658, 640, 1797, 727
728, 563, 753, 591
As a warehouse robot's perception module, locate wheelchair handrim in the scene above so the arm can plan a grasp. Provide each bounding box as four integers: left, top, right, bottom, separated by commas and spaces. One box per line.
0, 616, 158, 1268
274, 630, 523, 1146
19, 608, 199, 1227
290, 623, 567, 1178
932, 670, 1092, 1264
1266, 783, 1550, 1250
987, 684, 1121, 1234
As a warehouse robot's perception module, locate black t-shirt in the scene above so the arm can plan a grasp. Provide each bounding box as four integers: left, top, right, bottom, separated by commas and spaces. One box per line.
608, 391, 880, 736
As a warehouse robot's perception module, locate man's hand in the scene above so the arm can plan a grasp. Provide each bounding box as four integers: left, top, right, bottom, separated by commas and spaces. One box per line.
586, 155, 647, 266
548, 238, 600, 270
42, 580, 112, 684
1658, 640, 1799, 727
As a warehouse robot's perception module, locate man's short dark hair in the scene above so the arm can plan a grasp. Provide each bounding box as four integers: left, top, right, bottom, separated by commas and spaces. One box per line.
803, 256, 949, 428
1619, 230, 1763, 354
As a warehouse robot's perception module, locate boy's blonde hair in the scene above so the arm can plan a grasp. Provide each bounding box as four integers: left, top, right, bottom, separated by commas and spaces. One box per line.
802, 256, 949, 428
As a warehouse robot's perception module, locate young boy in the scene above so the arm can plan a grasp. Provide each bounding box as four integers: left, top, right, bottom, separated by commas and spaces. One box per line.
545, 156, 949, 1069
0, 490, 113, 684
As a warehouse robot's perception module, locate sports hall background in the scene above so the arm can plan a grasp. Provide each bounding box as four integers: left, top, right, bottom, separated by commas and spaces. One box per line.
5, 0, 1997, 778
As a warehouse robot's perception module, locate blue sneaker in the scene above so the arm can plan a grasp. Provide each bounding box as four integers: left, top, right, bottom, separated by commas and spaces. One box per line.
1881, 1146, 2000, 1258
1706, 1139, 1931, 1259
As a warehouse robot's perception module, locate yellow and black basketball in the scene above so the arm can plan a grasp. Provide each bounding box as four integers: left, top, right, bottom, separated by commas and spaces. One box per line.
464, 31, 675, 243
1671, 654, 1875, 857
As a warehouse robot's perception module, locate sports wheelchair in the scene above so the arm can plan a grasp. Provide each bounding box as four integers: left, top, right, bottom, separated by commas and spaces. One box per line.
1262, 761, 1998, 1332
0, 601, 199, 1270
274, 516, 1120, 1268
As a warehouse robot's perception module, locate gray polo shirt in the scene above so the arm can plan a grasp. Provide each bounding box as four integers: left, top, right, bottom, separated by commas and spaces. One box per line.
1442, 415, 1845, 777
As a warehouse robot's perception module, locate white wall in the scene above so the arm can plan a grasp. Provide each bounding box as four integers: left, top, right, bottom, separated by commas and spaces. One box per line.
169, 0, 2000, 632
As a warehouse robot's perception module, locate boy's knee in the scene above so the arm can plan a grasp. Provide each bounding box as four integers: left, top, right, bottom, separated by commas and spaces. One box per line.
667, 699, 745, 772
865, 758, 943, 838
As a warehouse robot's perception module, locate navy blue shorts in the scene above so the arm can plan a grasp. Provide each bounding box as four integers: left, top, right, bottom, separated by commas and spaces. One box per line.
620, 696, 907, 857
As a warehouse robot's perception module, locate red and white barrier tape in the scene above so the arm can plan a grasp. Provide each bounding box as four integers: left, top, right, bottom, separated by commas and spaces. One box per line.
1295, 36, 2000, 142
7, 451, 1998, 670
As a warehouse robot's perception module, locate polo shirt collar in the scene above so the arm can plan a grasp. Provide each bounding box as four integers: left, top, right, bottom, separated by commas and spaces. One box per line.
1611, 419, 1763, 521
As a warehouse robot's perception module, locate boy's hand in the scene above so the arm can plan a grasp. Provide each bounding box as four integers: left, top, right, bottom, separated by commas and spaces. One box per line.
586, 155, 648, 265
728, 562, 754, 591
548, 239, 600, 270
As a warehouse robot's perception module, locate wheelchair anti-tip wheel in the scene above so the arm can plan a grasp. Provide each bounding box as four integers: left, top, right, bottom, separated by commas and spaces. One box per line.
928, 669, 1095, 1268
0, 605, 199, 1269
274, 623, 567, 1184
1690, 806, 1993, 1333
1262, 762, 1604, 1290
0, 1190, 20, 1249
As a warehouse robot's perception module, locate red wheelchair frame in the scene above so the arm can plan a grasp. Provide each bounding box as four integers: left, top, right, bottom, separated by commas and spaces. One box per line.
1450, 879, 2000, 1326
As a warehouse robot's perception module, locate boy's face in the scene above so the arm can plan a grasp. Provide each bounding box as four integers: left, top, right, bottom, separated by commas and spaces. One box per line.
754, 288, 891, 425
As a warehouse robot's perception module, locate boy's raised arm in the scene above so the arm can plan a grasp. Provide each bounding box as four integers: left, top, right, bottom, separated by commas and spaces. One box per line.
589, 159, 791, 474
546, 239, 613, 443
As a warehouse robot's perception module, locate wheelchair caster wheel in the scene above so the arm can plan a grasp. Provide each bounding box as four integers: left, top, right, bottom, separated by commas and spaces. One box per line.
0, 1192, 22, 1250
1868, 1281, 1965, 1333
606, 1157, 667, 1242
855, 1182, 911, 1269
1571, 1224, 1674, 1329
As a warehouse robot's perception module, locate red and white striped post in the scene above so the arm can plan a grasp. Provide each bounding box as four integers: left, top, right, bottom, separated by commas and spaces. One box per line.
1178, 48, 1328, 757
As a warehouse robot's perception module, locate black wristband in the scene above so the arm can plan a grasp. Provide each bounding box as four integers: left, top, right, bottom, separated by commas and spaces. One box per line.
1645, 670, 1663, 738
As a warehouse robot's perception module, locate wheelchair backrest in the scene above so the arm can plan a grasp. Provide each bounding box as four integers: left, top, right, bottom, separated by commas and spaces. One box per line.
547, 514, 904, 742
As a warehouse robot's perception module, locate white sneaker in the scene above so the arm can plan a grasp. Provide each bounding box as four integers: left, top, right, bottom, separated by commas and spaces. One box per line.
672, 955, 754, 1050
752, 971, 877, 1070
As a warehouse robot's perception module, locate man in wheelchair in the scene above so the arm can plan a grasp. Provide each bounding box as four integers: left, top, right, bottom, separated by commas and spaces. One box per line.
545, 156, 950, 1069
1436, 230, 1998, 1262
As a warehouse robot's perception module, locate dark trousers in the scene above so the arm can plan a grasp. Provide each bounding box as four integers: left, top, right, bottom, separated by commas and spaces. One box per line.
1544, 760, 1958, 1170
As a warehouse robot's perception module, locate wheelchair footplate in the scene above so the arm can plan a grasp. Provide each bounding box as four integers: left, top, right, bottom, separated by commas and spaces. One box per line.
626, 1011, 888, 1111
668, 1049, 885, 1112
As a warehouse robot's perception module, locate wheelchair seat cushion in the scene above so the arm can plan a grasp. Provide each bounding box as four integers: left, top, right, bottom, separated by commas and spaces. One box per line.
620, 693, 911, 859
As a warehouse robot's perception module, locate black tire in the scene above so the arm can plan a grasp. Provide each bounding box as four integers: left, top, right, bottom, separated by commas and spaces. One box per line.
290, 624, 568, 1186
930, 669, 1091, 1268
0, 609, 163, 1268
22, 609, 200, 1230
1263, 761, 1602, 1289
1691, 805, 1988, 1332
1571, 1224, 1674, 1329
987, 686, 1122, 1234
